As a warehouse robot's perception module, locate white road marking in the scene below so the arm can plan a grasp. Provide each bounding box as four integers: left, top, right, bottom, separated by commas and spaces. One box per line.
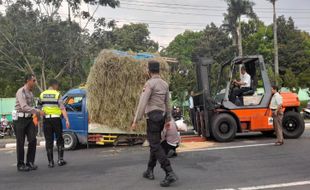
216, 180, 310, 190
181, 143, 274, 153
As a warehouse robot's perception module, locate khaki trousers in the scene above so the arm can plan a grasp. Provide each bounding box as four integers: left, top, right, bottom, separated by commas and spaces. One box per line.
272, 111, 284, 142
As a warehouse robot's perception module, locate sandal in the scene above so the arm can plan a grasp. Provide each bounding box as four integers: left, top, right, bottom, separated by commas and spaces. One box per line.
275, 141, 284, 146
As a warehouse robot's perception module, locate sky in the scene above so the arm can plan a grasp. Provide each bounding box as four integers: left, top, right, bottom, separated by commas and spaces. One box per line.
91, 0, 310, 47
1, 0, 310, 48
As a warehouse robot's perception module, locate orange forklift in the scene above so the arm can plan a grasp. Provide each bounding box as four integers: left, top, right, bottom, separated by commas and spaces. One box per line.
193, 55, 305, 142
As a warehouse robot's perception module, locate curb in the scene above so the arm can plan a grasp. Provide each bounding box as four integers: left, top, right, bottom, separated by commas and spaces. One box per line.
2, 140, 46, 149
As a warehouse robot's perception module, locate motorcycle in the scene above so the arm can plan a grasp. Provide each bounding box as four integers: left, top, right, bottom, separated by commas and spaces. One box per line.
0, 122, 15, 138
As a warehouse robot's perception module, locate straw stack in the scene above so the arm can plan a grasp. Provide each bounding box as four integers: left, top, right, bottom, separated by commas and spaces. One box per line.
86, 49, 170, 133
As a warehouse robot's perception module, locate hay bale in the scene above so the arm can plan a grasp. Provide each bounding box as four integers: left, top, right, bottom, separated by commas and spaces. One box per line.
86, 49, 170, 133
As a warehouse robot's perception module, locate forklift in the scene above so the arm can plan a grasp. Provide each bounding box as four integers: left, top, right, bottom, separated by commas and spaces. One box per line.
193, 55, 305, 142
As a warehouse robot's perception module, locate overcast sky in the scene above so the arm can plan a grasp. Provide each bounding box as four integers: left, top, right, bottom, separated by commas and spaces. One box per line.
90, 0, 310, 47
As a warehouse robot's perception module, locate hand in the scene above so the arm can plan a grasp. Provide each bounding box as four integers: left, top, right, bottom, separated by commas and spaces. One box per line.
164, 122, 171, 129
130, 122, 137, 131
39, 110, 45, 116
65, 119, 70, 129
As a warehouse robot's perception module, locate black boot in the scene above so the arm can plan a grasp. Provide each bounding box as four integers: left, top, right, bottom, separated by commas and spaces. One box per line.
143, 167, 154, 180
57, 146, 67, 166
160, 166, 178, 187
17, 163, 30, 172
47, 149, 54, 168
26, 162, 38, 170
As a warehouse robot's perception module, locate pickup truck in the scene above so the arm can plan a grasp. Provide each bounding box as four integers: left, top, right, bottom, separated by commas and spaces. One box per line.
61, 88, 143, 150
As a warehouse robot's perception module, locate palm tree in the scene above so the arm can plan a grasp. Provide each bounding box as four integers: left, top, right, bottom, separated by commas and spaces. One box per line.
223, 0, 256, 57
268, 0, 279, 85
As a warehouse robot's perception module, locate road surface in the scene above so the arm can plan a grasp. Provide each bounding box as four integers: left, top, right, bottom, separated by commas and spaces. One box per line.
0, 126, 310, 190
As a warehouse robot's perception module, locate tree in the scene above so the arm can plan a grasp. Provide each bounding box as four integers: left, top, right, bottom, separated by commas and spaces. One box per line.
223, 0, 256, 56
0, 0, 120, 95
161, 30, 203, 102
111, 23, 159, 52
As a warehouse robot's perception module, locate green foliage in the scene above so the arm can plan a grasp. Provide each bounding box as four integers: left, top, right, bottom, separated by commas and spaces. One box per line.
111, 23, 158, 52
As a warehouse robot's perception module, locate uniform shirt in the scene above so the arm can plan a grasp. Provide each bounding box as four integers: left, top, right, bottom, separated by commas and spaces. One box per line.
134, 75, 171, 122
15, 85, 37, 114
240, 72, 251, 88
161, 120, 180, 147
189, 96, 194, 109
270, 92, 283, 110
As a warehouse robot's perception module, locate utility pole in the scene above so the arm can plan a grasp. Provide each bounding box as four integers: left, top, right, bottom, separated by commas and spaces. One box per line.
68, 1, 73, 87
272, 0, 279, 85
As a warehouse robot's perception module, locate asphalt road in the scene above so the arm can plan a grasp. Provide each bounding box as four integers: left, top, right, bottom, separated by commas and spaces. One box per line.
1, 127, 310, 190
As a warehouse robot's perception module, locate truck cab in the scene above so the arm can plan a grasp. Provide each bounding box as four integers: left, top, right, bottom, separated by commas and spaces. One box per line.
61, 88, 88, 149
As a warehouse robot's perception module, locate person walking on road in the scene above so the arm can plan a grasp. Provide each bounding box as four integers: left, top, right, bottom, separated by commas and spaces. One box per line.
270, 85, 284, 145
131, 60, 178, 187
39, 79, 70, 168
14, 74, 44, 172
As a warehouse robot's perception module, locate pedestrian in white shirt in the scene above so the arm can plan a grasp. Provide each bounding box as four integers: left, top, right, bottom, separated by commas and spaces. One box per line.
270, 85, 284, 145
230, 66, 251, 104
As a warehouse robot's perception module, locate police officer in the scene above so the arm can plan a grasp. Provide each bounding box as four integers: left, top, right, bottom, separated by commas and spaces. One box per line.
40, 79, 70, 168
131, 60, 178, 187
15, 74, 44, 171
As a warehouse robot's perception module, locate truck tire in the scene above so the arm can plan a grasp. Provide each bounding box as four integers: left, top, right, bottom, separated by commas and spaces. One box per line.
63, 132, 78, 150
282, 111, 305, 139
211, 113, 237, 142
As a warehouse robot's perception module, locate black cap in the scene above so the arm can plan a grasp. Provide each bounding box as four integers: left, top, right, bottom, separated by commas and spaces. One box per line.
148, 60, 160, 73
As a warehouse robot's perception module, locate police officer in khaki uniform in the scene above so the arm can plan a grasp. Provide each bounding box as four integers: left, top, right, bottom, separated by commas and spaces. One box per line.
15, 74, 44, 171
40, 79, 70, 168
131, 60, 178, 187
270, 85, 284, 145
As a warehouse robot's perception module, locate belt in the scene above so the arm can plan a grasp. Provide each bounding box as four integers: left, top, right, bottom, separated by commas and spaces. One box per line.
44, 114, 61, 118
17, 113, 32, 118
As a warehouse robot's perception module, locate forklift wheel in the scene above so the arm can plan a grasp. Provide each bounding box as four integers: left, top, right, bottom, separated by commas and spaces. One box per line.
282, 111, 305, 139
211, 113, 237, 142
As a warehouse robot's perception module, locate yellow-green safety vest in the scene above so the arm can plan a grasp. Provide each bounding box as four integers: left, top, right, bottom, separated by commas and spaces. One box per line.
39, 90, 62, 115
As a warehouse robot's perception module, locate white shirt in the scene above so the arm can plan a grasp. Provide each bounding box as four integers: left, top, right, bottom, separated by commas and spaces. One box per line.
1, 118, 8, 127
189, 96, 194, 109
240, 73, 251, 88
270, 92, 283, 110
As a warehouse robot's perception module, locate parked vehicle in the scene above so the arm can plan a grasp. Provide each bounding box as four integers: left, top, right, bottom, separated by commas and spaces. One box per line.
61, 88, 143, 150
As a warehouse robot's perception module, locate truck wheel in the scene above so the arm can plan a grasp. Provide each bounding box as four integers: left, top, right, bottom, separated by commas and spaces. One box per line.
282, 111, 305, 139
63, 132, 78, 150
211, 113, 237, 142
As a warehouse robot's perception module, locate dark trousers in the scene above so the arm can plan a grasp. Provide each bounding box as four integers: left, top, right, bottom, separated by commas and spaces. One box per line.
161, 140, 177, 155
146, 111, 172, 172
15, 117, 37, 166
231, 87, 251, 103
190, 108, 196, 131
43, 118, 64, 151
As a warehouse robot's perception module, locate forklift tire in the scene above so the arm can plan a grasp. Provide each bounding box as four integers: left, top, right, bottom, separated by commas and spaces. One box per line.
63, 132, 78, 150
282, 111, 305, 139
211, 113, 237, 142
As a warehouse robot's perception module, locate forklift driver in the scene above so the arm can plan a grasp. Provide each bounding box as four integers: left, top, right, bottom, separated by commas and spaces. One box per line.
230, 66, 251, 104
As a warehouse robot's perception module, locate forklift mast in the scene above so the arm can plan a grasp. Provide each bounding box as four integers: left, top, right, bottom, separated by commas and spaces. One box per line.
193, 56, 216, 138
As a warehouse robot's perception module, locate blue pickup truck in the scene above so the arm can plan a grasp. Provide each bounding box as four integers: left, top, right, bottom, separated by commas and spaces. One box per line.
61, 88, 143, 150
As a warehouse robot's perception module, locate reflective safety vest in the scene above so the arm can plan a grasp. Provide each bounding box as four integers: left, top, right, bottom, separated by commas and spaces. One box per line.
39, 90, 62, 115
